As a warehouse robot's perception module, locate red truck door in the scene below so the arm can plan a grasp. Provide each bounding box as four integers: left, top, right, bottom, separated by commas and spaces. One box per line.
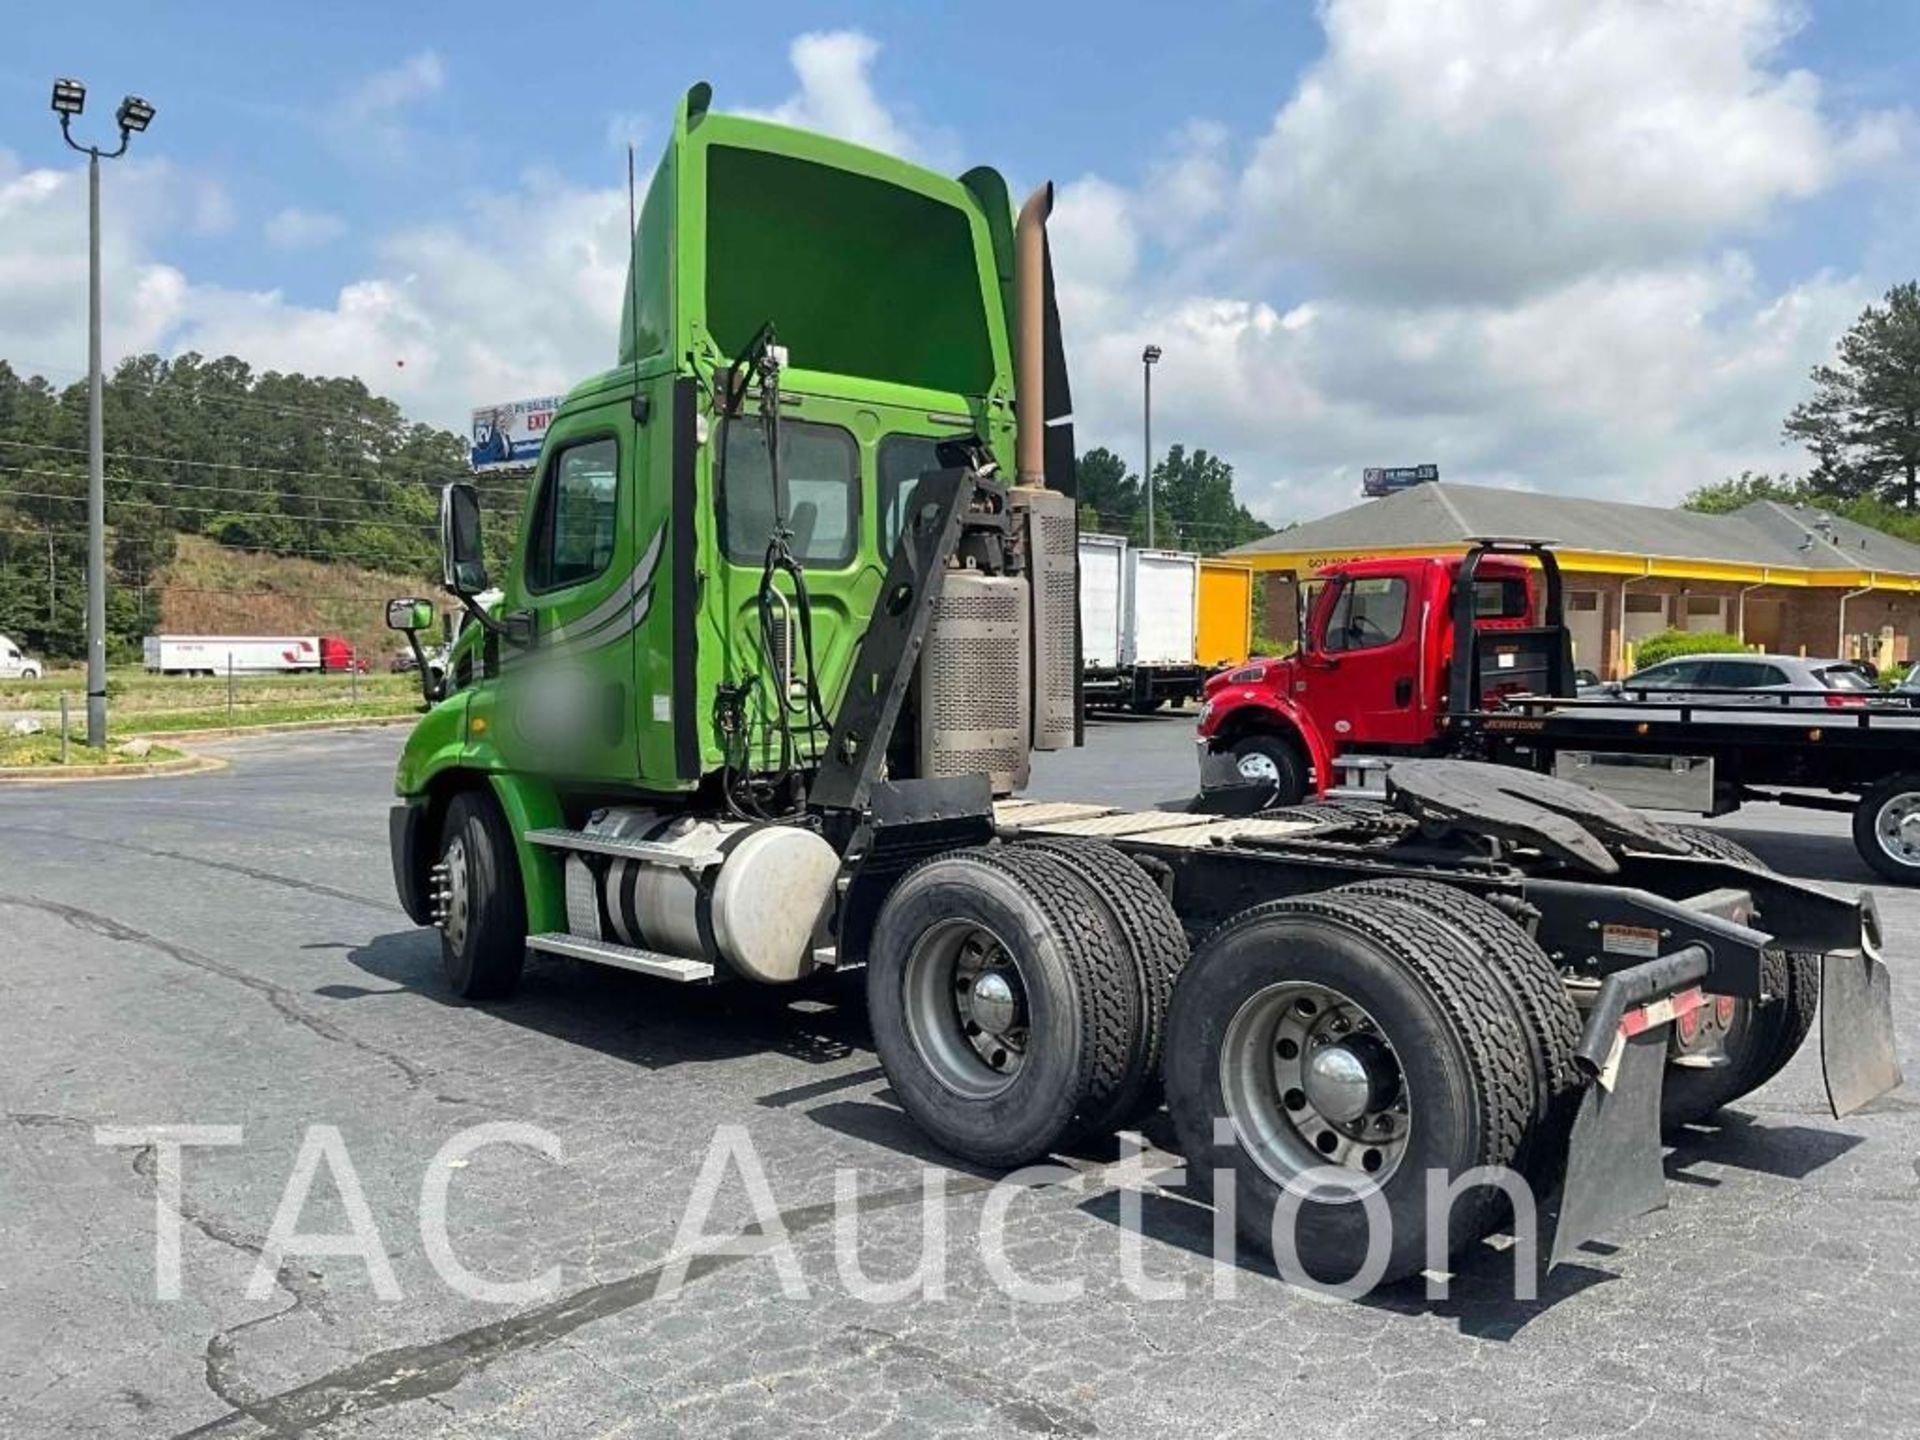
1298, 571, 1428, 747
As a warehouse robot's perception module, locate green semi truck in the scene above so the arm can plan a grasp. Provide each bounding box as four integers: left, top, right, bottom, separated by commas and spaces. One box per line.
385, 84, 1900, 1283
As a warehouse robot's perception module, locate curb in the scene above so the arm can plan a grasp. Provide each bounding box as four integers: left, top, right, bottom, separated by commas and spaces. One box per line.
0, 752, 229, 785
135, 713, 419, 744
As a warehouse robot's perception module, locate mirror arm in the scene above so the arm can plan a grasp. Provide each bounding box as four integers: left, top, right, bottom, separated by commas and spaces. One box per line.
402, 631, 444, 706
449, 590, 533, 649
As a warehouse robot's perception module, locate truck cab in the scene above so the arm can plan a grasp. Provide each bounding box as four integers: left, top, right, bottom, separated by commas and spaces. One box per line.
0, 634, 43, 680
1197, 548, 1550, 800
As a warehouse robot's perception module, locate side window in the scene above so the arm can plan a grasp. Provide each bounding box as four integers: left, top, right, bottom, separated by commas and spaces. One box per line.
1323, 577, 1409, 653
721, 418, 858, 567
878, 434, 943, 559
525, 437, 620, 593
1705, 660, 1785, 688
1632, 660, 1706, 690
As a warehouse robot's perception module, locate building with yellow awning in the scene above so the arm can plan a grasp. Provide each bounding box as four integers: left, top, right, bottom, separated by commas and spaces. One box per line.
1226, 482, 1920, 679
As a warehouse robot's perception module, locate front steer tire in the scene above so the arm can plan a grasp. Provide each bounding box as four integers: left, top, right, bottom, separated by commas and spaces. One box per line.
1166, 887, 1539, 1286
1226, 732, 1308, 807
866, 846, 1137, 1168
437, 789, 528, 1001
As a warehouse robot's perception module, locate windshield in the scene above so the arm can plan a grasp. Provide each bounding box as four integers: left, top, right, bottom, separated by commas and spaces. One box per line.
1818, 664, 1876, 692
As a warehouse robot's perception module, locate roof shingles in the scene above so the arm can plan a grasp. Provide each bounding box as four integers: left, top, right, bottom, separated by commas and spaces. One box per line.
1228, 482, 1920, 578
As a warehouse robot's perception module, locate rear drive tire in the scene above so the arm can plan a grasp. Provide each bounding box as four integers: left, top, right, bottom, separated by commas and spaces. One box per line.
1854, 773, 1920, 884
1335, 879, 1581, 1186
1658, 824, 1820, 1130
1226, 732, 1308, 807
1165, 889, 1538, 1285
438, 789, 528, 1000
1013, 837, 1189, 1130
866, 847, 1137, 1167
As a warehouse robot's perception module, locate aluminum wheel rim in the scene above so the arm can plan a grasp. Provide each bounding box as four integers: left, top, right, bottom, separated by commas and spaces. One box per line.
1237, 751, 1280, 783
902, 919, 1030, 1100
1873, 793, 1920, 869
442, 835, 472, 950
1220, 981, 1411, 1197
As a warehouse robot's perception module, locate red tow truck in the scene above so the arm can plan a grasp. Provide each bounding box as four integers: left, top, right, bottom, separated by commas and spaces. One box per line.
1197, 539, 1920, 882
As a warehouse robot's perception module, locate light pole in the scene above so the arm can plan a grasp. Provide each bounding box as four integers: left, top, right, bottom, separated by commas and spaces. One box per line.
52, 79, 154, 747
1141, 344, 1162, 547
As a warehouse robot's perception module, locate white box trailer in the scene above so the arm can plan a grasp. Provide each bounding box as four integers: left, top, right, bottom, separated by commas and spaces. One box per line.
1076, 532, 1126, 671
1074, 537, 1207, 712
144, 634, 323, 676
1124, 547, 1200, 668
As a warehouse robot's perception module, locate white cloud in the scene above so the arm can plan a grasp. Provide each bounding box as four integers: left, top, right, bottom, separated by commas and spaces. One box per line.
1052, 0, 1907, 523
744, 31, 918, 158
1235, 0, 1905, 304
329, 50, 446, 160
0, 9, 1901, 533
264, 207, 346, 250
0, 151, 191, 370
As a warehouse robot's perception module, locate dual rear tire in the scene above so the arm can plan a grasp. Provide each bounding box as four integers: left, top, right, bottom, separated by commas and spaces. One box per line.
865, 841, 1187, 1168
1163, 883, 1578, 1285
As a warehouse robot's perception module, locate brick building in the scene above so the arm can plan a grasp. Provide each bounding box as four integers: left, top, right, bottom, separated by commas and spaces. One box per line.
1227, 482, 1920, 679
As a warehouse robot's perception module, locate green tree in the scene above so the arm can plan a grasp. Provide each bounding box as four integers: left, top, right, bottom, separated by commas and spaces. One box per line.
1073, 446, 1140, 537
1785, 281, 1920, 509
1681, 470, 1806, 514
1145, 445, 1273, 553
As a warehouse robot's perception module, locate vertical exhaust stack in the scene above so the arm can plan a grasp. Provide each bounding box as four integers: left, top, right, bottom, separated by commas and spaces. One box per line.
1014, 183, 1054, 489
1010, 182, 1077, 752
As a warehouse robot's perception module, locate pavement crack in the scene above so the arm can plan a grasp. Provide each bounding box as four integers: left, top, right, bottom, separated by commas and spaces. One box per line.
0, 823, 399, 914
0, 892, 429, 1090
168, 1172, 1001, 1439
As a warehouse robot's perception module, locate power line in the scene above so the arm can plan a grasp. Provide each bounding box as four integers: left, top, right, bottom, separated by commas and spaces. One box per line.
0, 524, 436, 566
0, 487, 441, 531
0, 438, 525, 498
3, 357, 434, 433
0, 465, 441, 514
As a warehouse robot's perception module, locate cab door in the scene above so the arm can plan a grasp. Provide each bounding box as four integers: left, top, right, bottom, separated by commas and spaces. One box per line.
1301, 574, 1424, 746
492, 400, 644, 781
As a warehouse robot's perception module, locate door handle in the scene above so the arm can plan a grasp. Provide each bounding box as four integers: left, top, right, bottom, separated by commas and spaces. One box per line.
1394, 676, 1414, 708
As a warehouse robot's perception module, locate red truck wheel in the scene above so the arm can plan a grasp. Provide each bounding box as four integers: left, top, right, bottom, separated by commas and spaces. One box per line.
1228, 734, 1307, 806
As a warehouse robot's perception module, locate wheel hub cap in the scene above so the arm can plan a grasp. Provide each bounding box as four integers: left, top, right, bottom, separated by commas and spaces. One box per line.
967, 970, 1018, 1035
1302, 1037, 1395, 1125
1237, 753, 1279, 783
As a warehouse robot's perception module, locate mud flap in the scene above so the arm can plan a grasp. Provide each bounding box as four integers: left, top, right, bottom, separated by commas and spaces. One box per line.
1549, 1027, 1670, 1268
1822, 948, 1902, 1118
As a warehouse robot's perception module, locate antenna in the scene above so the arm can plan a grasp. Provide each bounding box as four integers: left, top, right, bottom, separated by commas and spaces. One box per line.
627, 143, 647, 423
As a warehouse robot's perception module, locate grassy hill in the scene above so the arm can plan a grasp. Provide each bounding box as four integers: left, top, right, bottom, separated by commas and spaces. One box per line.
155, 535, 437, 665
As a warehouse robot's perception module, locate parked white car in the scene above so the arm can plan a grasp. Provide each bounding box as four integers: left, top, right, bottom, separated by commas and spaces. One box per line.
0, 634, 43, 680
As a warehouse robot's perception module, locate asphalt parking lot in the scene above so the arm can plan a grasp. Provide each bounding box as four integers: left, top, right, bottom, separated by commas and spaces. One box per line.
2, 714, 1917, 1439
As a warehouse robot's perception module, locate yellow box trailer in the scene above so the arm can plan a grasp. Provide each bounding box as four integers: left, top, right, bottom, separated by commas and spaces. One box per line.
1196, 559, 1254, 668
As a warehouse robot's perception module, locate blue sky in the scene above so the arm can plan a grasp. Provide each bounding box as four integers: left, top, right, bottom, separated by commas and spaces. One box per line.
4, 2, 1918, 522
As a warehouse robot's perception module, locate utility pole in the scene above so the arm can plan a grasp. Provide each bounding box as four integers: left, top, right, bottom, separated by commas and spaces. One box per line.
53, 78, 156, 747
1142, 344, 1162, 547
46, 532, 56, 627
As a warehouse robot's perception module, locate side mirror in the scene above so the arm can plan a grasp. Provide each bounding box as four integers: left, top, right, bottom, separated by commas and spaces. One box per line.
386, 597, 435, 633
440, 482, 490, 597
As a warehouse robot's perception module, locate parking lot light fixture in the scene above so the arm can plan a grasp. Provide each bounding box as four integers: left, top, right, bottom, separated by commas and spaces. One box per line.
53, 77, 156, 746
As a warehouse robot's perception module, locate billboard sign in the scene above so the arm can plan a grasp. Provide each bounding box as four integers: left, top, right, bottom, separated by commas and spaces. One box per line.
1362, 463, 1439, 498
470, 396, 565, 472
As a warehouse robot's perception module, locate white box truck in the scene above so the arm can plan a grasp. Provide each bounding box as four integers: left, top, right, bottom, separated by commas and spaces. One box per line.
1075, 536, 1207, 712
